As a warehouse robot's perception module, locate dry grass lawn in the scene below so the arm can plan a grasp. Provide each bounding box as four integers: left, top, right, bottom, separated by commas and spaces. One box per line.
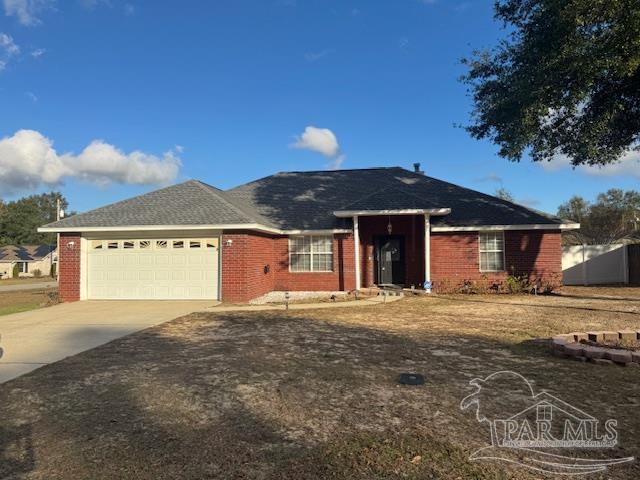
0, 288, 57, 316
1, 288, 639, 479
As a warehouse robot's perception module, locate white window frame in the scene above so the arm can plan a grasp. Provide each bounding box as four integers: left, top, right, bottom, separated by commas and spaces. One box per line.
289, 235, 334, 273
479, 230, 506, 272
17, 262, 28, 273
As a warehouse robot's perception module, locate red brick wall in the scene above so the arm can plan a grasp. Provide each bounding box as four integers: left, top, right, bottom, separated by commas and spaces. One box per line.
273, 234, 355, 292
58, 233, 81, 302
430, 230, 562, 286
221, 231, 356, 302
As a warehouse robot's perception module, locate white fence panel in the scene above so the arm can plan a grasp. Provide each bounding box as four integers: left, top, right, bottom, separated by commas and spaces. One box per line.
562, 244, 628, 286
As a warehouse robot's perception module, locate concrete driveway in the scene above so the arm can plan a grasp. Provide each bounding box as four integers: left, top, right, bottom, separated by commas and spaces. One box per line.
0, 300, 215, 383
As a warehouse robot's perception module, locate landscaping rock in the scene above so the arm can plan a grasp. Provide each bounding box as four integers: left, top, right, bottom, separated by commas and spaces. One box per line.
587, 332, 604, 343
583, 346, 607, 360
607, 350, 633, 365
618, 330, 637, 342
564, 343, 584, 357
570, 332, 588, 342
591, 358, 614, 366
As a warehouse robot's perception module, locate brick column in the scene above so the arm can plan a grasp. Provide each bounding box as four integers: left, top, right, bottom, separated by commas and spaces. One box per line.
58, 233, 81, 302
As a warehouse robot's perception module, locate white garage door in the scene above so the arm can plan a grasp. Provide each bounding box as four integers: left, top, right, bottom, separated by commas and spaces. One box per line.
87, 238, 219, 300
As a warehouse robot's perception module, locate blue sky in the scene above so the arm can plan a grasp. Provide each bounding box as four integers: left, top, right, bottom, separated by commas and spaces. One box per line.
1, 0, 638, 215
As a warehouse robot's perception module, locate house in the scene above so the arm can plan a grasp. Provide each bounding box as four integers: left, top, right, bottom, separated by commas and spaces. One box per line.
0, 245, 57, 279
38, 166, 579, 302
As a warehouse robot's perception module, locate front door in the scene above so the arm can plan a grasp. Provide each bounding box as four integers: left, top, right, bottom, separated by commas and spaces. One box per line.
375, 235, 405, 286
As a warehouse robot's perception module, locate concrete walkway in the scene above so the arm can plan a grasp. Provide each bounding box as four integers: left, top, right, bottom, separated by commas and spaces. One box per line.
0, 281, 58, 292
205, 294, 403, 312
0, 300, 215, 383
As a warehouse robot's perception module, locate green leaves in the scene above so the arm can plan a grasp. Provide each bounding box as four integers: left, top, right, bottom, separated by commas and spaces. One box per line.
0, 192, 69, 245
463, 0, 640, 166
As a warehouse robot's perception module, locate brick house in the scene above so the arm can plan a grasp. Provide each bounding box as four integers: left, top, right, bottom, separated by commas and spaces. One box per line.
39, 167, 578, 302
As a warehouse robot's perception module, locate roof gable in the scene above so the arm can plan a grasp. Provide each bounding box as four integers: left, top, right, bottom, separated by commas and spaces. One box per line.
0, 245, 55, 262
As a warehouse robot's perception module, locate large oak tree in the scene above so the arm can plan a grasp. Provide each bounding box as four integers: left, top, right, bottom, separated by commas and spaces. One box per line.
463, 0, 640, 166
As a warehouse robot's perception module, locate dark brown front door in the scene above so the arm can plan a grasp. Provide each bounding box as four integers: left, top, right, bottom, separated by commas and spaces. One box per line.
375, 235, 405, 285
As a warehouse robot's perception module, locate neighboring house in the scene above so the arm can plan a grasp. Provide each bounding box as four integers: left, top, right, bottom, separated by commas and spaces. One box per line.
39, 166, 579, 302
0, 245, 57, 279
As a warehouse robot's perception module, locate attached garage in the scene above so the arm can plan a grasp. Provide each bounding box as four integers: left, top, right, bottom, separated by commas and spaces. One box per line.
87, 237, 220, 300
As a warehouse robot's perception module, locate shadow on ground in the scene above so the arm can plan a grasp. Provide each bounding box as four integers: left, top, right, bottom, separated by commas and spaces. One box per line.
0, 297, 638, 479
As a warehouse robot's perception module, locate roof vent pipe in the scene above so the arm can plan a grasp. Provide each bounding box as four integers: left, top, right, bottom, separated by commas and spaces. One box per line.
413, 162, 424, 175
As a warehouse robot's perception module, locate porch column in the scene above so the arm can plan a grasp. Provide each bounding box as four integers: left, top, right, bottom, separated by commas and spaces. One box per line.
424, 214, 431, 293
353, 215, 361, 290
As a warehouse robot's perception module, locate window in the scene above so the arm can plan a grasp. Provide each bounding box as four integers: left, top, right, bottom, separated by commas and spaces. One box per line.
156, 240, 167, 249
107, 241, 119, 250
289, 235, 333, 272
123, 241, 135, 249
173, 240, 184, 249
189, 241, 201, 249
18, 262, 28, 273
139, 241, 151, 249
537, 404, 553, 422
205, 239, 218, 249
479, 231, 505, 272
91, 241, 103, 250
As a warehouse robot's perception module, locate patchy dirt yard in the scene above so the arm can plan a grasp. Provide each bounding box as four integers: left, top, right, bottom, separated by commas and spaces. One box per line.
0, 289, 639, 479
0, 288, 57, 316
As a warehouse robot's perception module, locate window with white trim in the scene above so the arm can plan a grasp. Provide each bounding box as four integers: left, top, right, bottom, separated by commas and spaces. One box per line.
479, 231, 505, 272
289, 235, 333, 272
18, 262, 28, 273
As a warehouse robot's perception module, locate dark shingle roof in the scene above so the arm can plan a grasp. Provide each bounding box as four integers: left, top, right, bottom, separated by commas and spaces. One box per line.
42, 167, 568, 231
0, 245, 55, 262
42, 180, 276, 229
226, 167, 566, 230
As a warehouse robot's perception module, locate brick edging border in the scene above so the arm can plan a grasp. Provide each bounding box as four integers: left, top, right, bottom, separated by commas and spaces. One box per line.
552, 331, 640, 366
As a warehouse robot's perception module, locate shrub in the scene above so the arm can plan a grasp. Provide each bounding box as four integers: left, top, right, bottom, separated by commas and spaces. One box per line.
50, 263, 57, 278
12, 264, 19, 278
32, 269, 42, 278
504, 275, 531, 294
470, 275, 492, 294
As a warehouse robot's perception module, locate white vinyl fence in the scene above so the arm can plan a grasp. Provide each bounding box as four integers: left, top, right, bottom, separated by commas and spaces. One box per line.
562, 244, 629, 286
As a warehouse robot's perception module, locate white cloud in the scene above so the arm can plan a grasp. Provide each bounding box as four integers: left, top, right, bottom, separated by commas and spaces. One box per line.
0, 129, 182, 192
3, 0, 52, 26
30, 47, 45, 57
0, 32, 19, 71
292, 126, 340, 157
25, 91, 37, 102
542, 150, 640, 179
291, 126, 345, 170
0, 33, 20, 55
304, 49, 333, 63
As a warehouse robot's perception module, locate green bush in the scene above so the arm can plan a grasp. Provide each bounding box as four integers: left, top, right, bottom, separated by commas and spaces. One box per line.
504, 275, 531, 294
32, 268, 42, 278
12, 263, 19, 278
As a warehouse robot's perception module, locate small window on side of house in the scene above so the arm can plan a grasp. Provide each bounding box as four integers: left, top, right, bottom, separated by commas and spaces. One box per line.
479, 231, 505, 272
139, 241, 151, 249
156, 240, 167, 249
107, 241, 119, 250
189, 241, 201, 249
123, 241, 135, 249
173, 240, 184, 249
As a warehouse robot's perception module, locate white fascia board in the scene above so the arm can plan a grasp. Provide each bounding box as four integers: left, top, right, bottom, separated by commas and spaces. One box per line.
333, 208, 451, 218
38, 224, 352, 236
431, 223, 580, 232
